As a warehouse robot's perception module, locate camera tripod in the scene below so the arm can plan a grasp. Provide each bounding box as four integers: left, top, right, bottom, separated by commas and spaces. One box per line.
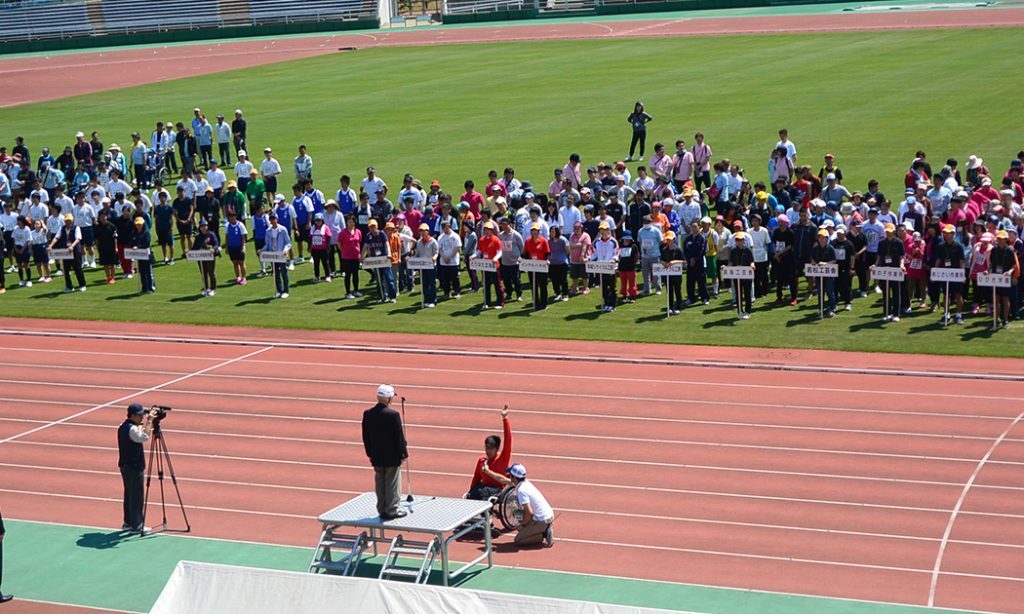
142, 419, 191, 533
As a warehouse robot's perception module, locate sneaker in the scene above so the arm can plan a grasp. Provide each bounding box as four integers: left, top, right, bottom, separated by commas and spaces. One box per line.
1002, 319, 1010, 329
78, 286, 87, 292
274, 292, 282, 299
482, 304, 490, 310
106, 278, 115, 285
43, 277, 51, 283
425, 303, 436, 308
239, 278, 247, 286
389, 298, 396, 303
6, 265, 15, 273
561, 295, 569, 302
874, 286, 882, 294
281, 292, 289, 299
845, 303, 852, 311
168, 259, 175, 266
672, 310, 681, 315
235, 277, 242, 285
354, 291, 363, 298
288, 263, 295, 271
18, 281, 25, 287
582, 288, 590, 295
789, 299, 798, 306
892, 316, 900, 322
126, 273, 134, 279
324, 276, 332, 283
121, 523, 132, 531
345, 293, 354, 299
494, 305, 503, 310
883, 315, 892, 322
207, 290, 215, 297
543, 525, 554, 548
63, 287, 73, 293
312, 278, 319, 284
656, 290, 662, 296
741, 312, 750, 320
53, 270, 63, 276
955, 314, 963, 324
453, 294, 461, 299
827, 311, 835, 318
702, 300, 709, 306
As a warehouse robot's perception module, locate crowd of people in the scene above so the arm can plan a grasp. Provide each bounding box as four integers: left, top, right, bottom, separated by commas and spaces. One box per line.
2, 106, 1022, 327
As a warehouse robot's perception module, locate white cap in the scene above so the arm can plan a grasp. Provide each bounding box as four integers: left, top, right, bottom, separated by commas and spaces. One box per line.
75, 131, 84, 138
264, 147, 272, 153
274, 194, 285, 203
235, 109, 243, 115
376, 384, 395, 399
237, 150, 247, 157
194, 107, 201, 112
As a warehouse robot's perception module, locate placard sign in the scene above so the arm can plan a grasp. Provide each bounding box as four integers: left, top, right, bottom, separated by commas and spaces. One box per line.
185, 250, 215, 262
871, 266, 905, 282
406, 257, 435, 270
124, 248, 151, 261
804, 263, 839, 278
360, 256, 390, 270
721, 266, 754, 280
259, 250, 289, 264
977, 272, 1012, 288
469, 258, 497, 272
930, 267, 966, 283
652, 263, 683, 277
518, 259, 550, 274
49, 248, 73, 260
585, 261, 617, 275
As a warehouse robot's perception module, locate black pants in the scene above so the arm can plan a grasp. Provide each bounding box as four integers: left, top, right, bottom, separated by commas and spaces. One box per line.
530, 271, 548, 309
686, 267, 709, 302
775, 258, 797, 301
200, 260, 216, 290
754, 261, 770, 297
484, 270, 504, 307
695, 171, 711, 193
882, 280, 902, 315
668, 276, 683, 311
165, 150, 178, 173
856, 253, 872, 292
312, 249, 329, 279
468, 484, 502, 501
439, 264, 460, 296
736, 279, 753, 313
838, 272, 852, 305
200, 145, 213, 169
62, 254, 86, 290
600, 273, 616, 307
550, 263, 568, 296
121, 465, 145, 530
134, 163, 147, 187
501, 264, 521, 299
629, 131, 646, 158
218, 143, 231, 165
341, 259, 360, 293
138, 257, 155, 292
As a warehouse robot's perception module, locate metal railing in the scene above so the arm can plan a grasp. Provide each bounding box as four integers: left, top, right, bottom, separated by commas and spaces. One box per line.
445, 0, 525, 14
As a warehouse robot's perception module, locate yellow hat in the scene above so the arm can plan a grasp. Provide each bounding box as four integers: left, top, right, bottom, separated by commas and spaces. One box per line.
484, 221, 496, 230
530, 223, 541, 231
817, 229, 828, 237
664, 231, 676, 241
598, 222, 610, 230
134, 217, 145, 225
755, 191, 767, 200
734, 231, 746, 240
884, 223, 896, 232
942, 224, 955, 234
996, 229, 1009, 240
419, 223, 429, 231
226, 180, 237, 188
385, 222, 395, 229
63, 213, 73, 221
368, 219, 378, 227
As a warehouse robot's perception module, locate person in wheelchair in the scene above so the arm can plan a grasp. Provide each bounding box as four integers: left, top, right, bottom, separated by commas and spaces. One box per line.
465, 404, 512, 502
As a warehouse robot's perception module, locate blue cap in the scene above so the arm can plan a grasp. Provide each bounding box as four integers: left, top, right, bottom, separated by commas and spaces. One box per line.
127, 403, 145, 415
620, 231, 633, 240
507, 463, 527, 479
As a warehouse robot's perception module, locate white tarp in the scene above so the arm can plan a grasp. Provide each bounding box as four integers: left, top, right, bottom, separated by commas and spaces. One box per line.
151, 561, 688, 614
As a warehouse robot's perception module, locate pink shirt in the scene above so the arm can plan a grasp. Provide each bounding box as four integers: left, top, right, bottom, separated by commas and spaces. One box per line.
649, 154, 672, 180
310, 224, 331, 250
403, 208, 422, 232
339, 228, 362, 259
692, 142, 712, 172
562, 163, 581, 189
672, 151, 694, 182
569, 231, 592, 264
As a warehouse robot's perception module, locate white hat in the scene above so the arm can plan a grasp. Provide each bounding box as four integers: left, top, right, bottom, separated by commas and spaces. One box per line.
264, 147, 272, 153
237, 150, 247, 158
967, 155, 983, 170
75, 131, 84, 138
376, 384, 395, 399
234, 109, 243, 115
193, 107, 201, 112
274, 194, 285, 203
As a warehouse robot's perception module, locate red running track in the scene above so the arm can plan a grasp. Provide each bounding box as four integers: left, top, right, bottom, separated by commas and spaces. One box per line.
0, 319, 1021, 612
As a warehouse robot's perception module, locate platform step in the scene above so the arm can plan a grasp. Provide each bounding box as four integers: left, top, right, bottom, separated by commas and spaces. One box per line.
391, 545, 431, 555
380, 568, 421, 577
311, 560, 353, 572
320, 539, 361, 548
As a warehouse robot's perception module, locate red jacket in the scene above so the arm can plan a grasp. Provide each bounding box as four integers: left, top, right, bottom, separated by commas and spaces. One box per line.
469, 418, 512, 490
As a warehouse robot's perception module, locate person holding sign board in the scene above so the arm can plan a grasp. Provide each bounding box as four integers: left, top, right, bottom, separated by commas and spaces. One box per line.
414, 223, 439, 308
683, 221, 709, 307
264, 210, 291, 299
659, 231, 684, 314
874, 223, 905, 322
193, 219, 220, 297
831, 226, 855, 311
472, 221, 504, 310
522, 222, 550, 311
810, 229, 838, 318
437, 220, 462, 300
617, 231, 639, 304
49, 213, 87, 293
130, 216, 156, 294
988, 230, 1020, 329
589, 222, 619, 313
933, 225, 966, 324
728, 232, 755, 319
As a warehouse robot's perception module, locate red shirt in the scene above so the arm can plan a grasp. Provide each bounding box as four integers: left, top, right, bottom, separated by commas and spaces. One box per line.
469, 418, 512, 490
460, 191, 484, 218
476, 233, 502, 264
524, 236, 550, 260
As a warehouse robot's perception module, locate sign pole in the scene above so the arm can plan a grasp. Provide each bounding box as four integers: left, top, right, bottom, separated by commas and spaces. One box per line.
883, 279, 889, 321
818, 274, 824, 320
943, 281, 949, 327
993, 286, 998, 331
665, 272, 670, 316
734, 279, 741, 319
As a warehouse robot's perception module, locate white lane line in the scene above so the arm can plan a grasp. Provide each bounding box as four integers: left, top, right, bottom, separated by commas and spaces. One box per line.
26, 417, 1024, 468
10, 441, 1022, 519
2, 395, 1019, 443
11, 462, 1024, 550
9, 437, 1022, 496
0, 347, 272, 445
1, 328, 1017, 381
927, 411, 1024, 606
5, 487, 1024, 583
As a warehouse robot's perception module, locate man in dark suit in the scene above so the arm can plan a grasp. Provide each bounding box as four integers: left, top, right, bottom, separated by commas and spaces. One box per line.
361, 385, 408, 519
0, 508, 13, 602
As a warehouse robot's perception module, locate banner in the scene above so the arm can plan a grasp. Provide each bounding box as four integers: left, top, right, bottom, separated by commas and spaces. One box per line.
469, 258, 497, 272
259, 251, 289, 264
49, 248, 73, 260
124, 248, 151, 261
361, 256, 390, 270
406, 257, 436, 270
804, 263, 839, 278
977, 272, 1012, 288
585, 261, 617, 275
871, 266, 905, 282
518, 259, 549, 274
185, 250, 215, 262
721, 265, 754, 280
930, 267, 966, 283
652, 263, 683, 277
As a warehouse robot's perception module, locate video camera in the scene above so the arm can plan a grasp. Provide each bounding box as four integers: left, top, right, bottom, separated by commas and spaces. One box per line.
151, 405, 172, 424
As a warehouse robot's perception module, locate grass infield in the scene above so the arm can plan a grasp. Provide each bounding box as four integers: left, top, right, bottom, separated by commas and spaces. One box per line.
2, 29, 1021, 356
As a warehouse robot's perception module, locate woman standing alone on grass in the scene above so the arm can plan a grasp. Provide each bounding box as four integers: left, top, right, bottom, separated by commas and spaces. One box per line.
626, 101, 652, 162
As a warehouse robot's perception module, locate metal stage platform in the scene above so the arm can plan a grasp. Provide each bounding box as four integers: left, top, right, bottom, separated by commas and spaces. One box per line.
309, 493, 493, 586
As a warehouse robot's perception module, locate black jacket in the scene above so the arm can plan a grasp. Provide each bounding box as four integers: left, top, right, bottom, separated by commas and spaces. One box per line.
362, 403, 407, 468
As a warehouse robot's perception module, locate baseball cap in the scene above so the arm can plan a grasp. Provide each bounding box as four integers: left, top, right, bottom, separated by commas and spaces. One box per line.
884, 223, 896, 232
430, 180, 440, 188
733, 231, 745, 240
817, 229, 828, 237
418, 223, 429, 231
942, 224, 955, 233
664, 231, 676, 241
376, 384, 395, 399
226, 180, 237, 188
127, 403, 146, 415
63, 213, 73, 221
264, 147, 272, 153
507, 463, 527, 479
826, 173, 836, 181
268, 211, 278, 219
134, 217, 145, 225
368, 219, 378, 227
274, 194, 285, 203
996, 230, 1009, 240
530, 223, 541, 230
314, 212, 324, 221
199, 218, 209, 227
598, 222, 610, 230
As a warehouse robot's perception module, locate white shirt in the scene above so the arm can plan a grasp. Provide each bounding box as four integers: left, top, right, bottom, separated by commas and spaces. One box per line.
260, 157, 282, 179
775, 139, 797, 161
234, 160, 254, 180
27, 202, 49, 222
362, 176, 387, 204
0, 212, 16, 231
54, 195, 74, 215
46, 215, 63, 235
128, 423, 150, 444
747, 226, 771, 262
437, 230, 462, 266
516, 479, 553, 523
73, 203, 97, 228
207, 168, 227, 190
107, 179, 132, 199
12, 225, 32, 247
176, 178, 198, 201
215, 122, 232, 145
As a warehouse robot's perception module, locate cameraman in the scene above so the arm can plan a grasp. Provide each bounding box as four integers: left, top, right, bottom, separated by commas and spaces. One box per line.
118, 403, 155, 533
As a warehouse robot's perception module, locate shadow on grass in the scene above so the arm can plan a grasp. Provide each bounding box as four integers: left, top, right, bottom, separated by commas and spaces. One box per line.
785, 311, 823, 327
451, 304, 487, 317
959, 321, 1000, 340
702, 316, 739, 328
313, 296, 345, 306
564, 308, 605, 322
169, 294, 204, 303
497, 307, 534, 319
236, 297, 275, 306
28, 289, 68, 299
388, 305, 422, 315
106, 292, 144, 301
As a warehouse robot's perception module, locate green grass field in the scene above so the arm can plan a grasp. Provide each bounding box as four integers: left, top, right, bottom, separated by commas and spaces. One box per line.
3, 29, 1022, 356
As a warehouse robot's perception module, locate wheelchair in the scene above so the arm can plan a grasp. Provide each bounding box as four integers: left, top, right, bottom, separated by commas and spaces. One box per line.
492, 485, 524, 532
